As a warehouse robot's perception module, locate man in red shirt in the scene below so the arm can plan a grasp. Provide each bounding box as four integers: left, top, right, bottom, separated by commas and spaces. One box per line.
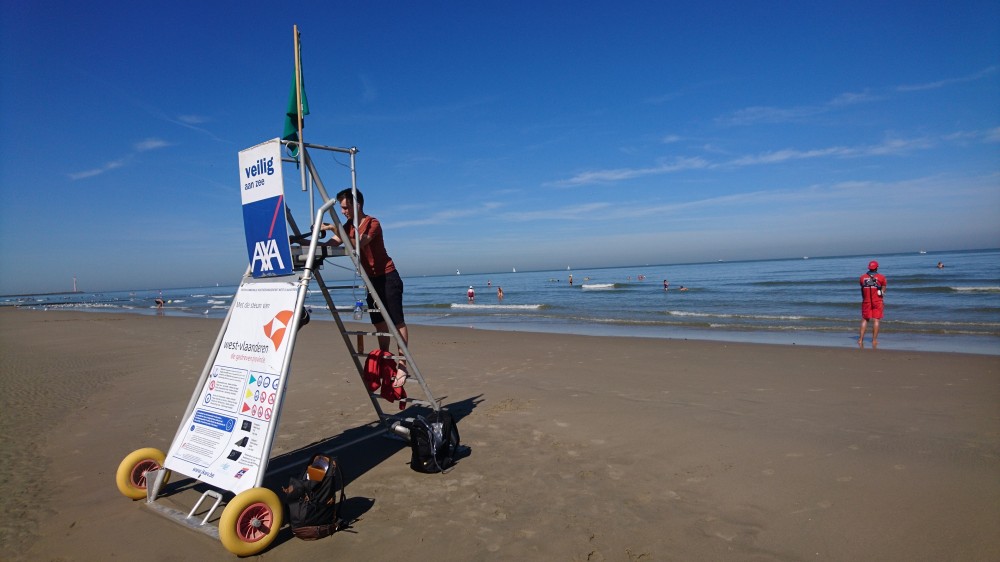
322, 188, 409, 386
858, 260, 887, 349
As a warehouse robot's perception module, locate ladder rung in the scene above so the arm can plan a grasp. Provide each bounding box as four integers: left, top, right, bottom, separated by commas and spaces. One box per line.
345, 330, 393, 337
354, 352, 404, 360
324, 285, 366, 290
372, 395, 436, 408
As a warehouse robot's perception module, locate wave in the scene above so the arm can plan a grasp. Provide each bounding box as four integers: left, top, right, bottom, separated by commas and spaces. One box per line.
894, 286, 1000, 294
752, 279, 850, 287
889, 318, 1000, 328
951, 286, 1000, 293
450, 303, 545, 310
665, 310, 809, 321
580, 283, 616, 290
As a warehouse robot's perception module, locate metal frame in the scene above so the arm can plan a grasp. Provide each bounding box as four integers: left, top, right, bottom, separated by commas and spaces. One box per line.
141, 140, 441, 542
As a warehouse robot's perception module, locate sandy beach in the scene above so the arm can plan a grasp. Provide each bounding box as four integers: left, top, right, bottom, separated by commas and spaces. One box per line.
1, 308, 998, 561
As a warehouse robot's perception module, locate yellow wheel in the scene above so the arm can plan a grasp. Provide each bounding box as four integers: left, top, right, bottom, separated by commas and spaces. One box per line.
219, 487, 284, 556
115, 447, 170, 500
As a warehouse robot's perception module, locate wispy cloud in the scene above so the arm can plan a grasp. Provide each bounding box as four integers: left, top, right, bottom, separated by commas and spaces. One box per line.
547, 157, 709, 187
505, 202, 611, 222
69, 138, 171, 179
722, 67, 997, 127
392, 202, 504, 228
896, 66, 998, 92
79, 70, 229, 143
177, 115, 209, 125
548, 133, 951, 187
514, 172, 997, 228
135, 138, 171, 152
720, 90, 878, 126
727, 136, 933, 166
68, 160, 126, 180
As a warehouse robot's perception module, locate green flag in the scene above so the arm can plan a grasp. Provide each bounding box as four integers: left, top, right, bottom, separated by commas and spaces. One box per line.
282, 41, 309, 153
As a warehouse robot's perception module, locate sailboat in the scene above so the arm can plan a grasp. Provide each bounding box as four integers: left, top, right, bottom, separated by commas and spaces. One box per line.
456, 269, 461, 275
512, 267, 516, 273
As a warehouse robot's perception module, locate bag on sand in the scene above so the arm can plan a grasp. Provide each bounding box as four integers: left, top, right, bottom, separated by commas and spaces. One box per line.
282, 454, 346, 540
406, 410, 461, 473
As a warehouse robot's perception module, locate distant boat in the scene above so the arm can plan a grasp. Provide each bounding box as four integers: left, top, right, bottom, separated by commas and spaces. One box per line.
512, 267, 516, 273
567, 266, 571, 270
919, 250, 927, 254
456, 269, 461, 275
803, 256, 809, 260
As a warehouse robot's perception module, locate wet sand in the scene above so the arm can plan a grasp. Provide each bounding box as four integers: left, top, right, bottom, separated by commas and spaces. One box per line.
1, 308, 998, 560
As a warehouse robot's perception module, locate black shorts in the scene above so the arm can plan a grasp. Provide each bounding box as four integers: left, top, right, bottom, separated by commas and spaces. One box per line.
367, 270, 405, 327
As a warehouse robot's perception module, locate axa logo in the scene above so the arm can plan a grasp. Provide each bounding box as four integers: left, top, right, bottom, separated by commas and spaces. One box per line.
252, 239, 286, 273
263, 310, 295, 350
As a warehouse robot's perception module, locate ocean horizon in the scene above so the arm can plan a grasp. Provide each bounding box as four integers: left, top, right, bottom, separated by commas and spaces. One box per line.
5, 248, 998, 356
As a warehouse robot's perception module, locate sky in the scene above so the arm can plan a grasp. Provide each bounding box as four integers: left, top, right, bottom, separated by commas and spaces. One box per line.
1, 1, 998, 294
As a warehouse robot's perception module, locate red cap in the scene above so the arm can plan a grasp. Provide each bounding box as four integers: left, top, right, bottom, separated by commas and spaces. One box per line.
868, 260, 879, 270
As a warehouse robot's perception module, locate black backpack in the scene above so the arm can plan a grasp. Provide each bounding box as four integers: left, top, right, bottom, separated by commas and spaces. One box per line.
282, 454, 345, 540
407, 410, 461, 473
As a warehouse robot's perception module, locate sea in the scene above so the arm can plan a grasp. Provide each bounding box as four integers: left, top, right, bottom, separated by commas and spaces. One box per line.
4, 249, 998, 356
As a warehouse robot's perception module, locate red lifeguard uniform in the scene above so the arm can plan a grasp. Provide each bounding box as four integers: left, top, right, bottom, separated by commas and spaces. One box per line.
860, 270, 887, 320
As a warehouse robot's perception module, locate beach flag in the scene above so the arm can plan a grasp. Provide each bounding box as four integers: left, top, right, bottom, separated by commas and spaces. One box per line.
282, 28, 309, 156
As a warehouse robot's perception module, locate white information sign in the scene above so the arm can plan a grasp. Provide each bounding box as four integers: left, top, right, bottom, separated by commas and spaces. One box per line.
164, 276, 300, 494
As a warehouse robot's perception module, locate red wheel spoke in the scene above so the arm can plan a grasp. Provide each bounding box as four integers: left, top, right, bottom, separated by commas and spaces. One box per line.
236, 503, 274, 543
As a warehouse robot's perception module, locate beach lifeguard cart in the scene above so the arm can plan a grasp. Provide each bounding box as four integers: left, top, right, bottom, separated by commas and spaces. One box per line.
114, 41, 450, 552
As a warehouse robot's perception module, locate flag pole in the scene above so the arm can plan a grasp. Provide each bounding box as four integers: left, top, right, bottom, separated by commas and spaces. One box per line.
293, 25, 307, 194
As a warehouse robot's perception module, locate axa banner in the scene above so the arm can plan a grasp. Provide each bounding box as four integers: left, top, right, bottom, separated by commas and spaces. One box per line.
239, 138, 293, 278
165, 276, 300, 494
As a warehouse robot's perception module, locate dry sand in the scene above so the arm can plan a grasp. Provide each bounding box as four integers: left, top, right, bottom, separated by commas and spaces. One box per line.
1, 308, 998, 561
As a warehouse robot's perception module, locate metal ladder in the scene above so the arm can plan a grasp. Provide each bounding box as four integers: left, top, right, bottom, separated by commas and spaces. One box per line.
286, 144, 441, 430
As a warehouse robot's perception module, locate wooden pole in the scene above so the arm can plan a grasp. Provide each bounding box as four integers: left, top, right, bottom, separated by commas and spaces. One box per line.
293, 25, 308, 193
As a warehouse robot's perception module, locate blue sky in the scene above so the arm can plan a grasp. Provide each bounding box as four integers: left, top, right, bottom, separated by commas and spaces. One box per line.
1, 1, 998, 294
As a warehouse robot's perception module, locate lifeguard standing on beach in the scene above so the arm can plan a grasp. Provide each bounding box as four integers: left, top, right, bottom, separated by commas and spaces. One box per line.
859, 260, 887, 349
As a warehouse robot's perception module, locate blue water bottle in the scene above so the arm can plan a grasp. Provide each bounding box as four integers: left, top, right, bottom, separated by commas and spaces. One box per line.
353, 300, 363, 320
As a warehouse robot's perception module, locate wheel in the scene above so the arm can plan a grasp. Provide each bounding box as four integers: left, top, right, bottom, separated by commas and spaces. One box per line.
219, 487, 284, 556
115, 447, 170, 500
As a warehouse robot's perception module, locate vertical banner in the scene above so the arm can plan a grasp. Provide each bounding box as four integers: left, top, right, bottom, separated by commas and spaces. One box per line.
239, 139, 293, 278
164, 276, 300, 494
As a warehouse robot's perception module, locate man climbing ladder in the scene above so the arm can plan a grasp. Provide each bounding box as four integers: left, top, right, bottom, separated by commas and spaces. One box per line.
320, 188, 409, 388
